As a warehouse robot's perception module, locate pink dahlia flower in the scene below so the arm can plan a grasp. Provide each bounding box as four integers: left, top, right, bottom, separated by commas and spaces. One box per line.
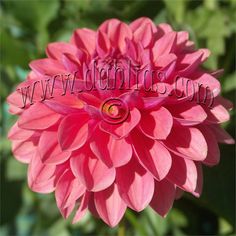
7, 17, 234, 227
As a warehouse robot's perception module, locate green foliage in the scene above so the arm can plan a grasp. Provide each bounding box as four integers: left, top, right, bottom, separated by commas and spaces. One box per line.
0, 0, 235, 235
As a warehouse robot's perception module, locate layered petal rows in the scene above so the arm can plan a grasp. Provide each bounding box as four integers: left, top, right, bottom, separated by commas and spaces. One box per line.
7, 17, 234, 227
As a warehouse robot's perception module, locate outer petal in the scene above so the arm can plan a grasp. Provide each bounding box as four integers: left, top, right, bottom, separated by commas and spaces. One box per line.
130, 17, 157, 33
116, 157, 154, 211
199, 126, 220, 166
55, 170, 85, 217
70, 146, 116, 192
18, 103, 61, 130
94, 183, 127, 227
29, 58, 66, 76
73, 192, 90, 223
12, 140, 37, 164
150, 179, 176, 217
58, 113, 89, 151
46, 42, 78, 60
163, 126, 208, 161
99, 19, 132, 53
70, 28, 96, 55
8, 122, 34, 140
210, 125, 235, 144
28, 152, 57, 193
90, 128, 132, 167
205, 100, 230, 123
38, 131, 71, 164
167, 154, 198, 193
152, 32, 177, 61
139, 106, 173, 139
168, 102, 207, 126
132, 130, 172, 180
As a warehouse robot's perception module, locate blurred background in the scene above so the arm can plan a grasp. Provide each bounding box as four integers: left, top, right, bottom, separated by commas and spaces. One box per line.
0, 0, 235, 235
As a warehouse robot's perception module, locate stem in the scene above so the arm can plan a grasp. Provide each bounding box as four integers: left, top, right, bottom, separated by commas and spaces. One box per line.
118, 219, 125, 236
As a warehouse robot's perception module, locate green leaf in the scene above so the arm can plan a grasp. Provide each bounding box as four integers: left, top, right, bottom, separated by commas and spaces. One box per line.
4, 0, 60, 31
6, 158, 27, 181
222, 73, 236, 93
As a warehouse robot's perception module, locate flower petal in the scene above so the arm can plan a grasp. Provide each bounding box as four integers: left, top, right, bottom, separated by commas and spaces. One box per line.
116, 157, 154, 211
73, 192, 90, 223
58, 113, 89, 151
200, 126, 220, 166
55, 170, 85, 217
38, 131, 71, 164
100, 107, 141, 138
139, 106, 173, 139
90, 128, 132, 167
70, 28, 96, 55
167, 154, 198, 193
163, 126, 208, 161
210, 125, 235, 144
150, 179, 176, 217
132, 130, 172, 180
94, 183, 127, 227
70, 146, 116, 192
18, 103, 61, 130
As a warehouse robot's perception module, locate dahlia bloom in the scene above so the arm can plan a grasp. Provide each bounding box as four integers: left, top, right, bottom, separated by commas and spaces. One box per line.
7, 17, 234, 227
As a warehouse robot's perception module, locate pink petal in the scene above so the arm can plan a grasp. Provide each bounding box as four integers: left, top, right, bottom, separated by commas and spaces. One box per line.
18, 103, 61, 130
163, 126, 208, 161
116, 157, 154, 211
55, 170, 85, 217
70, 28, 96, 55
96, 30, 111, 56
168, 102, 207, 126
177, 49, 210, 76
29, 58, 66, 76
70, 146, 116, 192
167, 154, 198, 193
58, 113, 89, 151
152, 32, 177, 61
28, 152, 57, 193
200, 126, 220, 166
100, 107, 141, 139
12, 140, 36, 164
94, 183, 127, 227
139, 106, 173, 139
43, 93, 84, 115
210, 125, 235, 144
73, 192, 90, 223
62, 53, 81, 73
132, 130, 172, 180
129, 17, 157, 33
205, 101, 230, 123
46, 42, 78, 60
90, 128, 132, 167
150, 179, 176, 217
38, 131, 71, 164
99, 19, 132, 53
133, 22, 153, 48
8, 122, 34, 140
193, 163, 203, 197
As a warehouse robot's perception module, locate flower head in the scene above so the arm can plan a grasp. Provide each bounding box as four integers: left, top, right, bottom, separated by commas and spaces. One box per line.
8, 17, 234, 227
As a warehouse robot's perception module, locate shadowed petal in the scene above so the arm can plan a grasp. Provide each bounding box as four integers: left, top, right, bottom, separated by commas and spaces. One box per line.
150, 179, 176, 217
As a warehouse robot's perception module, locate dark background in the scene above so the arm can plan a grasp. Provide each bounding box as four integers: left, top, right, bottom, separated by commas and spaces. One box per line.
1, 0, 235, 235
